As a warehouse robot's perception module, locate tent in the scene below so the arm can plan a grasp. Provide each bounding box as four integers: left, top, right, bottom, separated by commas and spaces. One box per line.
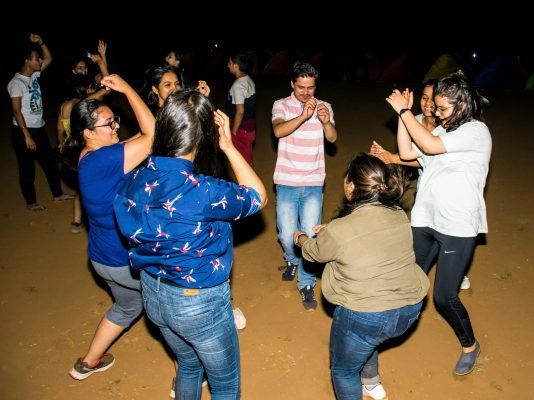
475, 56, 529, 89
263, 51, 293, 77
423, 53, 460, 82
379, 54, 424, 83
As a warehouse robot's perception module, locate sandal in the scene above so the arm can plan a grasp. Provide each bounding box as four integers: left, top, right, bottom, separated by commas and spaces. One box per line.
54, 194, 75, 201
26, 203, 46, 212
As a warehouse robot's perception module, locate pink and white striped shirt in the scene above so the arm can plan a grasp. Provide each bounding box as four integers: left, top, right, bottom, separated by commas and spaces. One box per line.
272, 93, 334, 187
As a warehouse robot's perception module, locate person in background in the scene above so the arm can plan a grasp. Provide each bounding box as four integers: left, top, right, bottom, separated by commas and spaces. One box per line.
165, 49, 191, 89
142, 63, 210, 114
67, 74, 155, 380
272, 61, 337, 310
227, 53, 256, 164
113, 90, 267, 398
295, 153, 428, 400
7, 33, 73, 212
71, 40, 109, 98
386, 71, 491, 375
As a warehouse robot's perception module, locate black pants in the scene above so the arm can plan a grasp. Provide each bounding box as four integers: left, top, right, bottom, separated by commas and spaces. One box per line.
11, 126, 63, 204
412, 226, 477, 347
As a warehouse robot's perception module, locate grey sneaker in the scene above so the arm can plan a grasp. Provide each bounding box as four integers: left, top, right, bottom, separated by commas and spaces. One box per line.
299, 285, 317, 310
281, 262, 298, 281
69, 353, 115, 380
454, 341, 481, 375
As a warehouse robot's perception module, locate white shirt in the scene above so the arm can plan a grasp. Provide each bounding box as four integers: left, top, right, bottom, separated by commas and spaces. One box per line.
411, 120, 492, 237
7, 72, 44, 128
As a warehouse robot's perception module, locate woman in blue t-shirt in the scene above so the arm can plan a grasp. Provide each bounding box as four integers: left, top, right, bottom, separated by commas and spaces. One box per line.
114, 90, 267, 398
66, 74, 155, 380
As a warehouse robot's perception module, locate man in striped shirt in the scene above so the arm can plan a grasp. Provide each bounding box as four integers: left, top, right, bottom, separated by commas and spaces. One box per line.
272, 62, 337, 310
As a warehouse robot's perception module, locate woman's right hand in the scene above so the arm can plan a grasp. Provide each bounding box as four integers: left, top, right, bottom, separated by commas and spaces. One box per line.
99, 74, 130, 94
214, 109, 233, 152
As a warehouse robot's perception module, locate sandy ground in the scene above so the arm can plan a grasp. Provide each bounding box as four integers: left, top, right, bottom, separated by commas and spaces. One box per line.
1, 77, 533, 399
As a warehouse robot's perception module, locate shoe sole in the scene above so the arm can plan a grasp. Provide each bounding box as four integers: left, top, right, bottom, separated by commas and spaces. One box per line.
69, 358, 115, 380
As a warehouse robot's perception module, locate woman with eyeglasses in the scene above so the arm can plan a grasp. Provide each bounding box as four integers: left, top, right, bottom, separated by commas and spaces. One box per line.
386, 71, 491, 376
67, 74, 155, 380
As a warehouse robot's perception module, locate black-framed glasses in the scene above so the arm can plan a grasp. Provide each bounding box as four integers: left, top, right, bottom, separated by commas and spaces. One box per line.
92, 115, 120, 130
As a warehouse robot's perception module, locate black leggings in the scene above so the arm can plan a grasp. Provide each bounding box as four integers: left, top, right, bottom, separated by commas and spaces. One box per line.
412, 227, 476, 348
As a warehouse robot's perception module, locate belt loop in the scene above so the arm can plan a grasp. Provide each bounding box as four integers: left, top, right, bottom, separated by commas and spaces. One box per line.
156, 276, 161, 292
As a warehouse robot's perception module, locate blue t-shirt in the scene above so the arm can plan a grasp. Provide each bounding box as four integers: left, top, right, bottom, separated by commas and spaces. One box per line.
113, 156, 262, 288
78, 143, 131, 267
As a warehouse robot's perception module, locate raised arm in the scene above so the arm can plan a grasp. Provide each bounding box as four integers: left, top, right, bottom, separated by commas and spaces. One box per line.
99, 74, 155, 173
214, 109, 267, 208
29, 33, 52, 71
88, 40, 110, 99
386, 89, 446, 154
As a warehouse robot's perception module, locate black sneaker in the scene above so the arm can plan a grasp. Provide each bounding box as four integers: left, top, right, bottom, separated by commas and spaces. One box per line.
69, 353, 115, 380
299, 285, 317, 310
281, 262, 298, 281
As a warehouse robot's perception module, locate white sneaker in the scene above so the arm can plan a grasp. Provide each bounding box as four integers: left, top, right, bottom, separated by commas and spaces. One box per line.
362, 384, 388, 400
170, 377, 208, 398
233, 308, 246, 330
460, 276, 471, 290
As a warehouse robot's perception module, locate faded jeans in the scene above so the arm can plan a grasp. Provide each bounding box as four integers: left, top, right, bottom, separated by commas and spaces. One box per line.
141, 272, 240, 400
275, 184, 323, 289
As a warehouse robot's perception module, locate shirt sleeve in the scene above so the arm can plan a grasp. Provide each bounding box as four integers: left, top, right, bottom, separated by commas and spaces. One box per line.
441, 123, 487, 153
230, 81, 246, 104
272, 99, 286, 122
301, 225, 340, 264
7, 78, 24, 98
203, 177, 262, 221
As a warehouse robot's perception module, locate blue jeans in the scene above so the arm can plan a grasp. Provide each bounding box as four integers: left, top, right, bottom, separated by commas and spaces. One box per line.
330, 302, 423, 400
275, 185, 323, 289
141, 271, 240, 400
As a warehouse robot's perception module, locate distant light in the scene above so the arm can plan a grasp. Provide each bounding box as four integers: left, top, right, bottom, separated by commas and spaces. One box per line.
214, 44, 218, 48
472, 52, 477, 59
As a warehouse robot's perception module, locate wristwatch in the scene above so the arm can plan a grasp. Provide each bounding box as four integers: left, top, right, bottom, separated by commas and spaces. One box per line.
294, 232, 308, 247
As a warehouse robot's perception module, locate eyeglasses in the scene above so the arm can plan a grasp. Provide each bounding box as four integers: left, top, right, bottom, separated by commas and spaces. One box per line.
435, 105, 454, 114
92, 115, 120, 130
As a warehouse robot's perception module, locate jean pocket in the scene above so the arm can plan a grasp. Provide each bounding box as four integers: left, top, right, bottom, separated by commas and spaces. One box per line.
394, 312, 421, 338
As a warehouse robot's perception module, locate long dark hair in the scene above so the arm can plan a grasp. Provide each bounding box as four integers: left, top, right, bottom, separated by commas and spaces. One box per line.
336, 153, 408, 218
434, 70, 489, 132
142, 63, 179, 110
152, 90, 218, 176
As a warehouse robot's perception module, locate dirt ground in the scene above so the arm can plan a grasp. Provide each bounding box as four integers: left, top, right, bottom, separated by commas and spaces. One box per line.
1, 78, 533, 399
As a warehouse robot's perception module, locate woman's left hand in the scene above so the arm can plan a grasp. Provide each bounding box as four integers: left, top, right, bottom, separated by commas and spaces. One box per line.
312, 224, 326, 234
214, 109, 233, 151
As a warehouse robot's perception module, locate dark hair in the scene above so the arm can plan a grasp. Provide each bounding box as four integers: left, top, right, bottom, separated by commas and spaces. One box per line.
65, 74, 94, 100
70, 98, 106, 147
291, 61, 319, 82
153, 90, 218, 176
142, 63, 179, 108
434, 71, 489, 132
60, 98, 106, 168
230, 54, 249, 73
422, 78, 438, 88
336, 153, 408, 218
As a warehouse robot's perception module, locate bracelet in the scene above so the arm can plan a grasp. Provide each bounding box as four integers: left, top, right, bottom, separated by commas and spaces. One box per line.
398, 108, 411, 117
294, 232, 308, 247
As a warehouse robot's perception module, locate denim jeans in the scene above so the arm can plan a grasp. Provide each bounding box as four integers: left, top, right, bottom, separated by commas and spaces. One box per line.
275, 185, 323, 289
330, 302, 423, 400
141, 271, 240, 400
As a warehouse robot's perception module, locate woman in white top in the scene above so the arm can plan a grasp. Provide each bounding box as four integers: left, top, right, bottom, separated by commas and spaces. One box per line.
386, 71, 491, 376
